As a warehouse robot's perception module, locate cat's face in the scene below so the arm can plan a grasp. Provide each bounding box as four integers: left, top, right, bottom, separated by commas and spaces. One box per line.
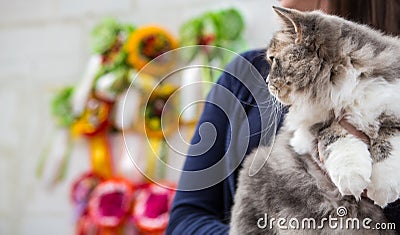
266, 38, 321, 105
266, 7, 341, 106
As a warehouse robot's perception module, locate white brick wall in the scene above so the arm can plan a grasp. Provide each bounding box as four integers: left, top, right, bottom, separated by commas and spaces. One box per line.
0, 0, 279, 234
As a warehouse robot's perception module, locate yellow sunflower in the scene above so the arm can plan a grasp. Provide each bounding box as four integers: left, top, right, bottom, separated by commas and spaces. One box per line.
125, 25, 179, 76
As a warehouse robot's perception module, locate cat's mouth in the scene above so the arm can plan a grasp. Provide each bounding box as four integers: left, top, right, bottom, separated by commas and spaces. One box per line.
268, 83, 291, 105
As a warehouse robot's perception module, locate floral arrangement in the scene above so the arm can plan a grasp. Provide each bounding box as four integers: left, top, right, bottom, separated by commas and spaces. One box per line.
126, 25, 179, 74
71, 172, 175, 235
180, 8, 245, 83
39, 8, 245, 235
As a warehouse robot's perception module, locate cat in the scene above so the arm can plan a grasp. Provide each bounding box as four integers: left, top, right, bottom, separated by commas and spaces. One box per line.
230, 6, 400, 235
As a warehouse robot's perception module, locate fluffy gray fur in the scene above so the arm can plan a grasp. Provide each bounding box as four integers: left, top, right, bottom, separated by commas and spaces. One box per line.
230, 128, 393, 234
230, 6, 400, 234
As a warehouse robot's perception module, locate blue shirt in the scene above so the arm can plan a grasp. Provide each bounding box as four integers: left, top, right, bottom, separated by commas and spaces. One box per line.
166, 50, 400, 234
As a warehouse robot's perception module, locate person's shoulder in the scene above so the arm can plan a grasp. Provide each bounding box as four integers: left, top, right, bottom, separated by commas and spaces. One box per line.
225, 49, 267, 73
239, 49, 267, 63
239, 49, 269, 79
218, 49, 269, 97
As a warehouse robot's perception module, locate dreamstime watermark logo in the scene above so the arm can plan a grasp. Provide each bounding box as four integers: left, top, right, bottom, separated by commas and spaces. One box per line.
121, 45, 279, 191
256, 206, 396, 231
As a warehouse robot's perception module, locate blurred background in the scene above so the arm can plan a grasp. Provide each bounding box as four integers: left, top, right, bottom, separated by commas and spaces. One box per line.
0, 0, 280, 234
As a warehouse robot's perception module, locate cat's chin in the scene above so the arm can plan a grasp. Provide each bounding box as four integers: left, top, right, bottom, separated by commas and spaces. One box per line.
274, 96, 291, 106
268, 85, 292, 105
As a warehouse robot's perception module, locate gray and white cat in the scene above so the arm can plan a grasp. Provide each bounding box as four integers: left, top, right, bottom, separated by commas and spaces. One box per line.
230, 6, 400, 235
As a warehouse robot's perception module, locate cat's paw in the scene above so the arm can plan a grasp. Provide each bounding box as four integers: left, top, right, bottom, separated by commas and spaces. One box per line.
325, 137, 372, 199
290, 128, 314, 155
367, 157, 400, 208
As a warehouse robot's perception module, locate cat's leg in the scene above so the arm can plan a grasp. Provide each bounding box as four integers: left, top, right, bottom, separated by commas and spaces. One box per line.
318, 124, 372, 200
367, 134, 400, 207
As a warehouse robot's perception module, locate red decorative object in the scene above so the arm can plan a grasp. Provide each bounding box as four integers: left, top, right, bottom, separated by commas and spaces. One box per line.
89, 179, 134, 227
71, 173, 177, 234
76, 215, 99, 235
132, 183, 176, 234
71, 172, 104, 218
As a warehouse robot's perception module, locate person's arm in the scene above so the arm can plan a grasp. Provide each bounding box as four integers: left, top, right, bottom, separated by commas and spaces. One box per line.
166, 50, 269, 234
166, 72, 233, 234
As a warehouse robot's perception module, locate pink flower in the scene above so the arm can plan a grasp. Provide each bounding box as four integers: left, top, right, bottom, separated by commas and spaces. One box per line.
132, 183, 175, 233
89, 179, 133, 227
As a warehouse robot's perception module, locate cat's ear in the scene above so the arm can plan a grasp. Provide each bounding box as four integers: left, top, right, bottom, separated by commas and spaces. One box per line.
272, 6, 303, 44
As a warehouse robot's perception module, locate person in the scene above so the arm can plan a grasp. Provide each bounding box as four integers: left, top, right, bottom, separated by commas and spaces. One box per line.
166, 0, 400, 234
329, 0, 400, 36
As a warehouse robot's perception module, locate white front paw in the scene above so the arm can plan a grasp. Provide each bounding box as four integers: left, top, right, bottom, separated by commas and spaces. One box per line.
325, 138, 372, 199
367, 158, 400, 208
290, 129, 314, 155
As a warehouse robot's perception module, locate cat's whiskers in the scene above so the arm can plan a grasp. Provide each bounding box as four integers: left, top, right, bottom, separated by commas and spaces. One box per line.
249, 95, 285, 146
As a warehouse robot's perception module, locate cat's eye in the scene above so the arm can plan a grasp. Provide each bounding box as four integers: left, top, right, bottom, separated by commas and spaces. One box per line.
268, 56, 275, 62
267, 56, 276, 65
